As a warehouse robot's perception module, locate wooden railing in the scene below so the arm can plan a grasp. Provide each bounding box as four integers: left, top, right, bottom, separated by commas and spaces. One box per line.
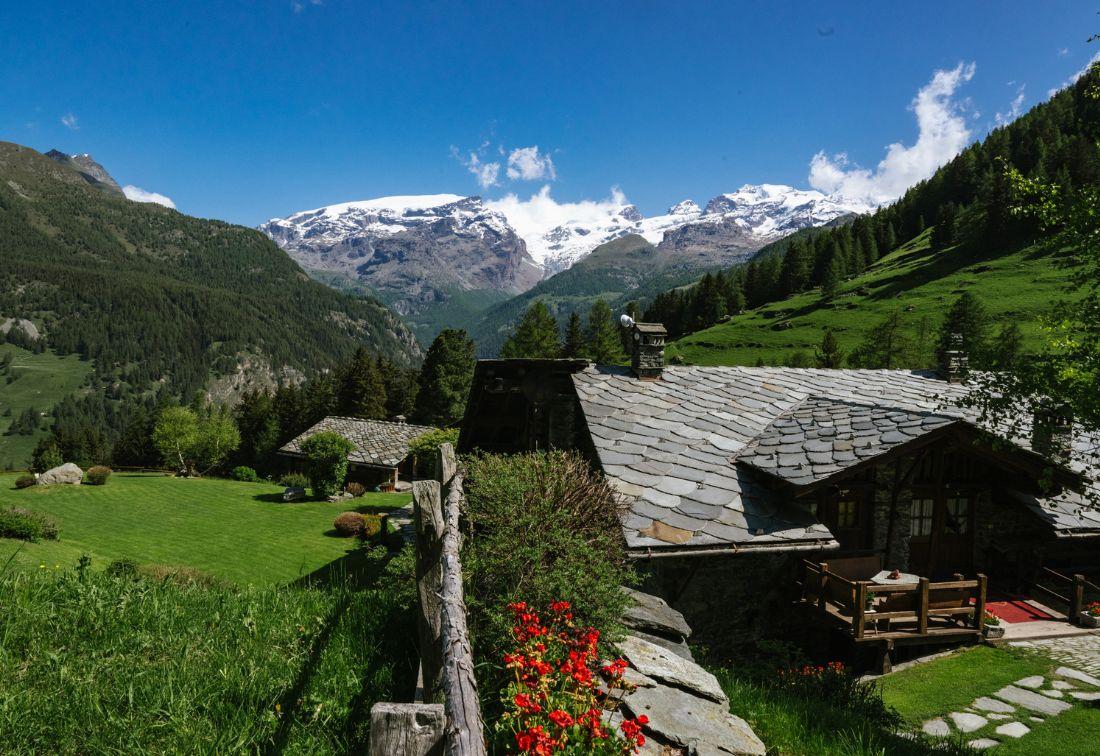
369, 443, 486, 756
1034, 567, 1100, 625
800, 560, 987, 641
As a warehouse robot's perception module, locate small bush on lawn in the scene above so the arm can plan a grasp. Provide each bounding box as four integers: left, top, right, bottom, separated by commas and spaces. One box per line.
345, 482, 366, 497
462, 451, 633, 698
0, 507, 58, 542
300, 432, 355, 498
230, 465, 259, 482
279, 471, 309, 488
361, 513, 383, 539
333, 512, 365, 537
14, 474, 36, 489
105, 558, 139, 580
85, 466, 112, 485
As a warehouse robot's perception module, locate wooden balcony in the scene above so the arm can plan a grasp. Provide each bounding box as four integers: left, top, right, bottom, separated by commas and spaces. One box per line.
798, 558, 987, 646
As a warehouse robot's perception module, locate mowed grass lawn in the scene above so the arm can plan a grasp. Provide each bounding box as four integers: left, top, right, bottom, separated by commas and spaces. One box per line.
0, 472, 411, 584
879, 645, 1100, 755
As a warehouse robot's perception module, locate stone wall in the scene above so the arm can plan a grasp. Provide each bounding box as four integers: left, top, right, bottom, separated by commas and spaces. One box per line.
870, 458, 913, 570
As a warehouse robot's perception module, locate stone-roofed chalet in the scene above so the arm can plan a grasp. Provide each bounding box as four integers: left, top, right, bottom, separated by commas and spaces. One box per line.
459, 322, 1100, 661
280, 416, 436, 488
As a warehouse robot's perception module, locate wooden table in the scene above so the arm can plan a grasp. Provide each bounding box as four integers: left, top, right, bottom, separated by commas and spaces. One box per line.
870, 570, 920, 586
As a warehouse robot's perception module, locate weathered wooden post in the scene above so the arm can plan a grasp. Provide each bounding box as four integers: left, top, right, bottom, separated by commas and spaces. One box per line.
369, 702, 445, 756
1070, 574, 1085, 625
974, 574, 988, 630
413, 477, 445, 701
818, 562, 829, 616
437, 443, 486, 756
917, 577, 930, 635
854, 583, 867, 639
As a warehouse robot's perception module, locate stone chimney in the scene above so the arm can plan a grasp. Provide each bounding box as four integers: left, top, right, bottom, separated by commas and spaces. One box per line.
1032, 400, 1073, 463
941, 332, 968, 384
630, 322, 667, 380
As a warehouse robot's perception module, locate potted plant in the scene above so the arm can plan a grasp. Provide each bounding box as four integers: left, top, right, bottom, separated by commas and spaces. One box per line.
983, 610, 1004, 639
1081, 602, 1100, 629
864, 590, 878, 612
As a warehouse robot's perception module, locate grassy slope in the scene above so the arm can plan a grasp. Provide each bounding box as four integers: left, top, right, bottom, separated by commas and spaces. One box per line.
668, 231, 1078, 367
0, 344, 91, 469
0, 473, 411, 585
879, 645, 1100, 754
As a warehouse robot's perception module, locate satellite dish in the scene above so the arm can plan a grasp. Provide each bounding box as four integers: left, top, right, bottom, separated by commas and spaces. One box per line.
620, 313, 636, 329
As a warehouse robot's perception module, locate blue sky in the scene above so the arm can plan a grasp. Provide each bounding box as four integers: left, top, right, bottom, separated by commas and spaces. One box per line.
1, 1, 1097, 225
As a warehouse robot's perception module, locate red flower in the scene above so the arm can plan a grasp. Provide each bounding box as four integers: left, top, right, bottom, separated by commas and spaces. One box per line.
548, 709, 574, 728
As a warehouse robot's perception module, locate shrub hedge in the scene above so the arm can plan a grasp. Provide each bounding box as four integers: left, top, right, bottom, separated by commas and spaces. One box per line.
333, 512, 365, 537
85, 466, 112, 485
345, 482, 366, 497
0, 507, 59, 542
300, 432, 354, 499
230, 466, 259, 482
279, 472, 309, 489
462, 451, 633, 689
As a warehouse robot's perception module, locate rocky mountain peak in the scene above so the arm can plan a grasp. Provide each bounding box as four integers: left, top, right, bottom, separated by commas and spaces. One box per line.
45, 149, 123, 196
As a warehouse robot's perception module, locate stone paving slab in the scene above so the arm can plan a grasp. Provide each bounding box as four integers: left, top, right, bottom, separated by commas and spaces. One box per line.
994, 685, 1072, 716
995, 721, 1030, 739
948, 712, 987, 733
1056, 665, 1100, 688
968, 738, 998, 750
1010, 635, 1100, 677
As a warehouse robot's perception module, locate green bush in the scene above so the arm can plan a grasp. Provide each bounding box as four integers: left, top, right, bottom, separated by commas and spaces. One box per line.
300, 432, 354, 499
85, 466, 112, 485
409, 428, 460, 475
333, 511, 365, 537
279, 471, 309, 488
230, 465, 259, 482
105, 558, 139, 580
361, 513, 383, 539
14, 474, 36, 489
462, 451, 633, 688
0, 507, 58, 542
345, 482, 366, 497
30, 437, 63, 474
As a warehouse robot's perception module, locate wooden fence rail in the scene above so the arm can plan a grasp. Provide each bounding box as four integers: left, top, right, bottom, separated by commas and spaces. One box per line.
1036, 567, 1100, 625
370, 443, 486, 756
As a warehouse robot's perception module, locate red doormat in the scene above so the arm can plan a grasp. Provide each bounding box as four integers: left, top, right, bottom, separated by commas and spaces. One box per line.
985, 599, 1055, 624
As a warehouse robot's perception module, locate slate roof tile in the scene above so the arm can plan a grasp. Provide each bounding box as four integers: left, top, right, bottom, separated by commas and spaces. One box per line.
280, 416, 435, 469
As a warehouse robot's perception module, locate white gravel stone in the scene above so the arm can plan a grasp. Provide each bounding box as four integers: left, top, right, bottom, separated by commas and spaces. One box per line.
949, 712, 988, 733
1016, 675, 1045, 689
988, 713, 1011, 721
1051, 680, 1075, 690
994, 685, 1072, 716
995, 722, 1030, 739
922, 718, 950, 737
1070, 690, 1100, 701
1041, 688, 1065, 698
968, 738, 1000, 750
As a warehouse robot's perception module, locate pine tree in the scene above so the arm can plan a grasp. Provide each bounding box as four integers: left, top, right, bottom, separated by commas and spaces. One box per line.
378, 356, 418, 418
990, 322, 1024, 369
821, 253, 846, 300
931, 203, 958, 250
849, 312, 912, 368
936, 292, 991, 367
501, 301, 561, 359
337, 347, 387, 419
562, 312, 586, 358
415, 329, 476, 427
815, 330, 844, 368
585, 299, 622, 364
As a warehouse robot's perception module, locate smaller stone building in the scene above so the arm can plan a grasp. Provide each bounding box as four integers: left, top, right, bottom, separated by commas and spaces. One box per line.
280, 416, 436, 489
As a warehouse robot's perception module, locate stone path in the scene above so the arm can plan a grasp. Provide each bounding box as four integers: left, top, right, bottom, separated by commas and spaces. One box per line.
920, 665, 1100, 749
1009, 633, 1100, 676
387, 503, 416, 544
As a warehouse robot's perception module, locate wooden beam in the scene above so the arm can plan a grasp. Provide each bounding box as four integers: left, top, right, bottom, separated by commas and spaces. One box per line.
974, 574, 987, 630
855, 583, 867, 639
369, 702, 445, 756
1071, 574, 1085, 625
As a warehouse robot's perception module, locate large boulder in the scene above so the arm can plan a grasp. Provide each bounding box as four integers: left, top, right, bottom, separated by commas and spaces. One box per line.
282, 486, 306, 502
622, 587, 692, 641
39, 463, 84, 486
622, 683, 766, 755
617, 634, 726, 704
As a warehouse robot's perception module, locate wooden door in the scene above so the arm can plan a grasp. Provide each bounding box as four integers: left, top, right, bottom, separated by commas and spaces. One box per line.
908, 494, 974, 576
817, 495, 872, 553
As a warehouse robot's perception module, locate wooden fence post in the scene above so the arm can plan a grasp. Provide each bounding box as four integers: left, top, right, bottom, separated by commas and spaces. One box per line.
413, 479, 445, 701
369, 702, 445, 756
439, 466, 486, 755
974, 574, 987, 630
1070, 574, 1085, 625
918, 577, 930, 635
855, 583, 867, 639
818, 562, 829, 616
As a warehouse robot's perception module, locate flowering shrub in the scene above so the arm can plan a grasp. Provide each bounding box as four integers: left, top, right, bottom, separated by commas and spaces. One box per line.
983, 610, 1002, 626
494, 601, 649, 754
1085, 601, 1100, 617
776, 660, 900, 728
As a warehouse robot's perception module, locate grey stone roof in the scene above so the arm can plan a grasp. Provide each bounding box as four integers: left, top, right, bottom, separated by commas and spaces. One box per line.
280, 416, 436, 468
737, 397, 957, 487
571, 365, 1100, 552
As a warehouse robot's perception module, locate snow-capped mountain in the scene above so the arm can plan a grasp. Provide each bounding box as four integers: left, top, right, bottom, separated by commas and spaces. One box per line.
259, 184, 873, 341
482, 184, 873, 273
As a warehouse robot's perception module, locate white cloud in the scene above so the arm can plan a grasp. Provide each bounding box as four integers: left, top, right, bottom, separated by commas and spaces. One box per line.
1058, 47, 1069, 57
1048, 51, 1100, 97
995, 84, 1026, 127
60, 113, 79, 130
122, 185, 176, 209
506, 146, 556, 181
808, 62, 976, 205
292, 0, 323, 12
486, 185, 628, 240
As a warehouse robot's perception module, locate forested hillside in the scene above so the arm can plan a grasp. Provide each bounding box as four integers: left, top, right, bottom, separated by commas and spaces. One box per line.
0, 142, 419, 388
646, 68, 1100, 366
